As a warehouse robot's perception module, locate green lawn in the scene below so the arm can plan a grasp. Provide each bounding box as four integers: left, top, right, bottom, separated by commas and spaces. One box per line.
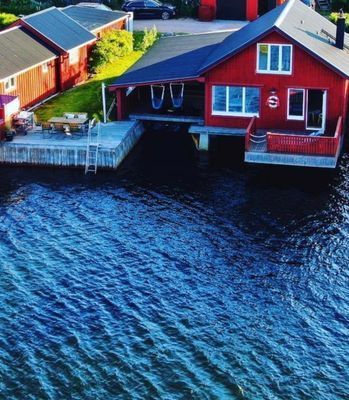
34, 51, 143, 122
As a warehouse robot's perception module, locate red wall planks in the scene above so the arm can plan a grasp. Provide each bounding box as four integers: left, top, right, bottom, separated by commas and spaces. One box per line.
0, 61, 57, 108
204, 31, 347, 134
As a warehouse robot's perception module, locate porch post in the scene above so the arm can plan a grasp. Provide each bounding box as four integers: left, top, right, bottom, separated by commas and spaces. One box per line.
199, 133, 209, 151
116, 89, 126, 121
246, 0, 258, 21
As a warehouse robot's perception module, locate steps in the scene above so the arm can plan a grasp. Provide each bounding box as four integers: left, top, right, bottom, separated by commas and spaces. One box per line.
85, 120, 101, 174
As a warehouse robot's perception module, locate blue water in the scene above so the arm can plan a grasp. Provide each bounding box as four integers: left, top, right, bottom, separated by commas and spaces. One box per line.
0, 129, 348, 399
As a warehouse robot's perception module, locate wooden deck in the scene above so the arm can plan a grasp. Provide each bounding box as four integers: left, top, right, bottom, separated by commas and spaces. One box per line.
189, 125, 246, 136
245, 129, 341, 168
0, 121, 144, 170
130, 113, 204, 125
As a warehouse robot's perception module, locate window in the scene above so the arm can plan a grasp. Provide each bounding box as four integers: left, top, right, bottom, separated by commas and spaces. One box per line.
42, 63, 48, 73
4, 76, 16, 92
212, 86, 260, 117
69, 48, 79, 65
287, 89, 305, 120
257, 44, 292, 74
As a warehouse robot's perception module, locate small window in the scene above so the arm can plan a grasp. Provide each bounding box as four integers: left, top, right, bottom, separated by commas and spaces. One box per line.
257, 44, 292, 74
4, 76, 16, 92
69, 48, 79, 65
287, 88, 305, 120
212, 85, 260, 117
42, 63, 48, 73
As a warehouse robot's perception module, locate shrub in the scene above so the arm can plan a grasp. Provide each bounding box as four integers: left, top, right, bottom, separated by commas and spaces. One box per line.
329, 12, 349, 32
90, 30, 133, 73
133, 26, 159, 52
0, 12, 18, 29
0, 0, 37, 15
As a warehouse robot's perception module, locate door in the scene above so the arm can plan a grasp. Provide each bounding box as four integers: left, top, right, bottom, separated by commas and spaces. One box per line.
306, 89, 326, 131
216, 0, 246, 20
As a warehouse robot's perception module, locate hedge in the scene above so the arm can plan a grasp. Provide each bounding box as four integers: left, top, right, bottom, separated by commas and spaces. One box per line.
329, 12, 349, 32
0, 12, 18, 29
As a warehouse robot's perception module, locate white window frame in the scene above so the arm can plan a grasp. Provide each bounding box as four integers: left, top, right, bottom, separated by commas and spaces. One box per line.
4, 76, 16, 92
69, 48, 80, 65
257, 43, 293, 75
42, 63, 49, 73
287, 88, 305, 120
212, 85, 260, 117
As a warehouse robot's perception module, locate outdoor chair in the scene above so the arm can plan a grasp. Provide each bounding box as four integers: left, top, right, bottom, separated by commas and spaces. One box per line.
42, 122, 54, 138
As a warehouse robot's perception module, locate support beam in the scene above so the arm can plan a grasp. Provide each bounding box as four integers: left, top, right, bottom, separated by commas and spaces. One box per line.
116, 89, 126, 121
198, 133, 209, 151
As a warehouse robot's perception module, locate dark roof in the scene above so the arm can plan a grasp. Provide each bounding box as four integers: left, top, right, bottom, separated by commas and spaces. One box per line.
62, 6, 127, 32
22, 7, 95, 51
111, 0, 349, 87
200, 0, 349, 76
0, 26, 57, 80
111, 31, 231, 86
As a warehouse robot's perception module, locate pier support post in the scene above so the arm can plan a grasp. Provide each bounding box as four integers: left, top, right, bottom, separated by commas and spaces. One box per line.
198, 133, 209, 151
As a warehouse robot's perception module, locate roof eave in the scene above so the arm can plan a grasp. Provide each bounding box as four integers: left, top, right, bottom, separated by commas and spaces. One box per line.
108, 75, 204, 90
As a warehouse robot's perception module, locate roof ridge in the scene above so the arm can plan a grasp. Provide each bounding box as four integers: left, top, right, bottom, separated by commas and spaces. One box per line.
275, 0, 295, 28
22, 6, 57, 20
57, 7, 95, 36
0, 25, 20, 36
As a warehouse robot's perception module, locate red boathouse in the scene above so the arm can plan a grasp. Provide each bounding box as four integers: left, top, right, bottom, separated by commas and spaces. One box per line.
109, 0, 349, 168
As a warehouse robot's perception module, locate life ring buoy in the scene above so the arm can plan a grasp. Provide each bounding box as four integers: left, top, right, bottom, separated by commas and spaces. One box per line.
266, 95, 280, 109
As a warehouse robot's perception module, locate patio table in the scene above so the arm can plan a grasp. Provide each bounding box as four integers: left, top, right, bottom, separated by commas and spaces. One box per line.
48, 117, 88, 126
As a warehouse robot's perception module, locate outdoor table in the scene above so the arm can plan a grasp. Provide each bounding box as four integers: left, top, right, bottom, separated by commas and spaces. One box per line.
48, 117, 88, 126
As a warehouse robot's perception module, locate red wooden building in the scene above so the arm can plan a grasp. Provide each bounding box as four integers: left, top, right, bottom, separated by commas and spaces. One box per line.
109, 0, 349, 168
9, 6, 129, 95
200, 0, 285, 21
0, 26, 57, 109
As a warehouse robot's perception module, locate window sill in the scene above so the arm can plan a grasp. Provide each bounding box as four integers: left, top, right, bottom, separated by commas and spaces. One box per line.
257, 70, 292, 75
212, 112, 259, 118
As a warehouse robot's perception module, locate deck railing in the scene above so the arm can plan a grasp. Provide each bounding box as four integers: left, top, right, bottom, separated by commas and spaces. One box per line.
245, 116, 257, 151
267, 116, 343, 157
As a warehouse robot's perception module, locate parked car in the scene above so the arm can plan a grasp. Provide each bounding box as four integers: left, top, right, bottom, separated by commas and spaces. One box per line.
122, 0, 176, 20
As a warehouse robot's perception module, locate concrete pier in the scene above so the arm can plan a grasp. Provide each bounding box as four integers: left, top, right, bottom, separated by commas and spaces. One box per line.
0, 121, 144, 170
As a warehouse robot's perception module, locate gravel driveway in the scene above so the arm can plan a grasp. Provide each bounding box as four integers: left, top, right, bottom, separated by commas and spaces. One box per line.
133, 18, 247, 34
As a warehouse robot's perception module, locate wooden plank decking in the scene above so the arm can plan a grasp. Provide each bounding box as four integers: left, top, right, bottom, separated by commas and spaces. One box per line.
189, 125, 246, 136
130, 113, 204, 125
0, 121, 144, 170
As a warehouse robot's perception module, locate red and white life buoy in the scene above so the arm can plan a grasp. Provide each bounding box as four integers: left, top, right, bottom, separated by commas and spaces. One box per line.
266, 95, 280, 109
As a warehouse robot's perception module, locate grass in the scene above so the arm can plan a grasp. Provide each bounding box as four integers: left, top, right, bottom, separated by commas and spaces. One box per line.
34, 51, 143, 122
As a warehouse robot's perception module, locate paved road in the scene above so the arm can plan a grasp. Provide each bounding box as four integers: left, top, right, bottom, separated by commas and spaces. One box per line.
133, 18, 247, 34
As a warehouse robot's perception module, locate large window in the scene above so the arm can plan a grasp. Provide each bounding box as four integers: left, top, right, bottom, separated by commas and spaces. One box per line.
257, 44, 292, 74
287, 88, 305, 120
212, 86, 260, 117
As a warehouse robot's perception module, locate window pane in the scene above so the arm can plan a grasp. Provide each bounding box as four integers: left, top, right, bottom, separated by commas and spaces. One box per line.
270, 45, 279, 71
213, 86, 226, 112
282, 46, 291, 71
228, 87, 243, 113
289, 89, 304, 117
258, 45, 268, 70
245, 87, 260, 114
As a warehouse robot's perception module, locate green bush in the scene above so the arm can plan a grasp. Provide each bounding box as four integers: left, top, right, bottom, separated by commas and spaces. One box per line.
134, 26, 158, 52
0, 12, 18, 29
0, 0, 37, 15
90, 30, 133, 73
329, 12, 349, 32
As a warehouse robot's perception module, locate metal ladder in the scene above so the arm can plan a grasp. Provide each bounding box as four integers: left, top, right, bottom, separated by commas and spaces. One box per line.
316, 0, 331, 11
85, 120, 101, 174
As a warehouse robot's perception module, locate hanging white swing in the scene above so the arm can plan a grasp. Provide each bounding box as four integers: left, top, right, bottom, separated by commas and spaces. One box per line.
170, 82, 184, 108
150, 84, 165, 110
